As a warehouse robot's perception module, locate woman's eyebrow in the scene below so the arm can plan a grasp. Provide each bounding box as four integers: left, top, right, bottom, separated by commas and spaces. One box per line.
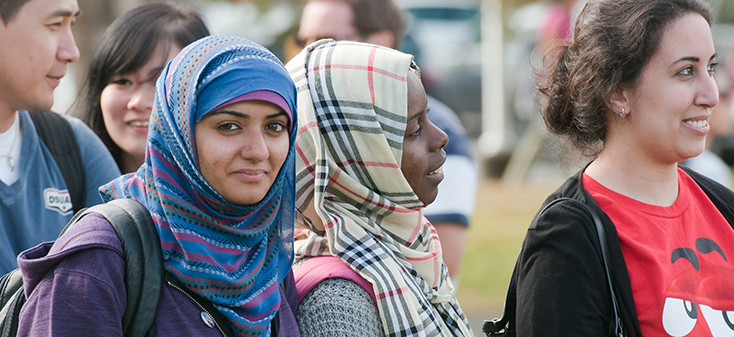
208, 110, 248, 119
266, 111, 288, 119
670, 53, 717, 67
407, 111, 423, 122
207, 110, 287, 120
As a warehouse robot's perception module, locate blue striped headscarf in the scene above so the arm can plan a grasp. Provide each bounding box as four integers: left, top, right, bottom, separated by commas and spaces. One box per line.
100, 35, 297, 336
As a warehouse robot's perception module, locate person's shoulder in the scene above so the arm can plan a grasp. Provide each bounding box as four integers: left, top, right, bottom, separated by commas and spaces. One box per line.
27, 112, 102, 150
532, 198, 593, 234
297, 278, 384, 337
299, 278, 375, 313
531, 170, 593, 231
60, 113, 120, 180
52, 212, 123, 254
18, 212, 123, 292
62, 114, 97, 138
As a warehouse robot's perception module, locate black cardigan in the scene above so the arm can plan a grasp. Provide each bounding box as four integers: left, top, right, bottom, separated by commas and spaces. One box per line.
515, 166, 734, 337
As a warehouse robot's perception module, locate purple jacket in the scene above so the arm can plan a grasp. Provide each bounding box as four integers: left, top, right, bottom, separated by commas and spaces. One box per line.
16, 213, 300, 337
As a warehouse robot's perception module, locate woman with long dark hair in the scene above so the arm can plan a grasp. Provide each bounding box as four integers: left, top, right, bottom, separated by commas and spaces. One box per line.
73, 3, 209, 173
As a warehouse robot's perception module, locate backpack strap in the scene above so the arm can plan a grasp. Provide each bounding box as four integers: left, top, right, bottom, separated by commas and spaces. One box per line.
482, 261, 518, 336
482, 197, 626, 337
1, 199, 163, 337
0, 269, 25, 337
60, 199, 164, 337
29, 111, 86, 214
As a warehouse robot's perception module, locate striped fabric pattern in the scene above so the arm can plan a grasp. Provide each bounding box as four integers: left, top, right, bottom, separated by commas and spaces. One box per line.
286, 40, 473, 336
100, 35, 297, 337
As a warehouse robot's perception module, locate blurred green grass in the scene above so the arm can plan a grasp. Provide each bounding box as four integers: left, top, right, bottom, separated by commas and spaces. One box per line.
455, 179, 559, 316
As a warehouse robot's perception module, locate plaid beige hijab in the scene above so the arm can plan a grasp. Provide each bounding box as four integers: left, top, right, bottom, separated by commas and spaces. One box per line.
286, 40, 472, 337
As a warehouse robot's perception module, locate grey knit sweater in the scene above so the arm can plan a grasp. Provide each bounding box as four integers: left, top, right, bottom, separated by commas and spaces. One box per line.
297, 278, 385, 337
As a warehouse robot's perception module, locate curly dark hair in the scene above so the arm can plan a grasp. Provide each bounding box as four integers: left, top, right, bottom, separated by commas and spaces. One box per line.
537, 0, 712, 155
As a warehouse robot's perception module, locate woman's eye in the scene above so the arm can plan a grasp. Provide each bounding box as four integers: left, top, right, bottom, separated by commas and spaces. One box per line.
678, 66, 693, 76
111, 78, 132, 86
708, 63, 718, 75
217, 123, 240, 132
409, 125, 422, 137
266, 122, 285, 133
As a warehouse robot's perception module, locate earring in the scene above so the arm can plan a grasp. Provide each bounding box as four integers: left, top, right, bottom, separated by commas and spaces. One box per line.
246, 147, 250, 151
620, 108, 626, 118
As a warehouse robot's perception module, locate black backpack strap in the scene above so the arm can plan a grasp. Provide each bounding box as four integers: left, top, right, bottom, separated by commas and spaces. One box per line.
483, 197, 626, 337
61, 199, 163, 337
0, 199, 162, 337
0, 270, 25, 337
271, 311, 280, 337
482, 258, 518, 336
568, 198, 625, 337
29, 111, 86, 214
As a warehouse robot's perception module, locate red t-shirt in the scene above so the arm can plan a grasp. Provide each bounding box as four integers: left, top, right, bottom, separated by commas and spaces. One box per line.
585, 168, 734, 337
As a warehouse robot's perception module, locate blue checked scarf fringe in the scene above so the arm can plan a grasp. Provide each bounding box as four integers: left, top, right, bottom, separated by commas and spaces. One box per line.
286, 40, 473, 336
100, 35, 297, 337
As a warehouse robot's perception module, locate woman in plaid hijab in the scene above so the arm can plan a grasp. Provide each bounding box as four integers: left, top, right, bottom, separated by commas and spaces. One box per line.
286, 40, 473, 336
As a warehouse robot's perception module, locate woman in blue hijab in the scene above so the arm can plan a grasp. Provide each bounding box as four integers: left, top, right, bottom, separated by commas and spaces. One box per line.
17, 35, 300, 337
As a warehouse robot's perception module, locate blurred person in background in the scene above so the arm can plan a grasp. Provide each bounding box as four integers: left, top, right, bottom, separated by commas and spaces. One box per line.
516, 0, 734, 335
296, 0, 478, 287
0, 0, 119, 274
72, 3, 209, 174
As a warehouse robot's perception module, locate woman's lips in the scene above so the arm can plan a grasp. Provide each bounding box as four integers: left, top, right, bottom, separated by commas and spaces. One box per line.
128, 120, 149, 133
683, 117, 710, 135
235, 170, 266, 182
428, 165, 443, 176
427, 164, 444, 183
47, 76, 62, 88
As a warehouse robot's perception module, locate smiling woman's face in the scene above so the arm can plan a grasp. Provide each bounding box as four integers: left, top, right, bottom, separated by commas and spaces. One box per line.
400, 71, 448, 206
100, 43, 181, 172
616, 13, 718, 164
195, 100, 290, 206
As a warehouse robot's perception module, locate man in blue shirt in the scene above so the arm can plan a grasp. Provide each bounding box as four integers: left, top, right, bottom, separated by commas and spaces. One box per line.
297, 0, 478, 285
0, 0, 120, 273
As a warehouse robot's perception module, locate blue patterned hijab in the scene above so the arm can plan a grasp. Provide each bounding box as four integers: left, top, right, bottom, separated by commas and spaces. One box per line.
100, 35, 297, 336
